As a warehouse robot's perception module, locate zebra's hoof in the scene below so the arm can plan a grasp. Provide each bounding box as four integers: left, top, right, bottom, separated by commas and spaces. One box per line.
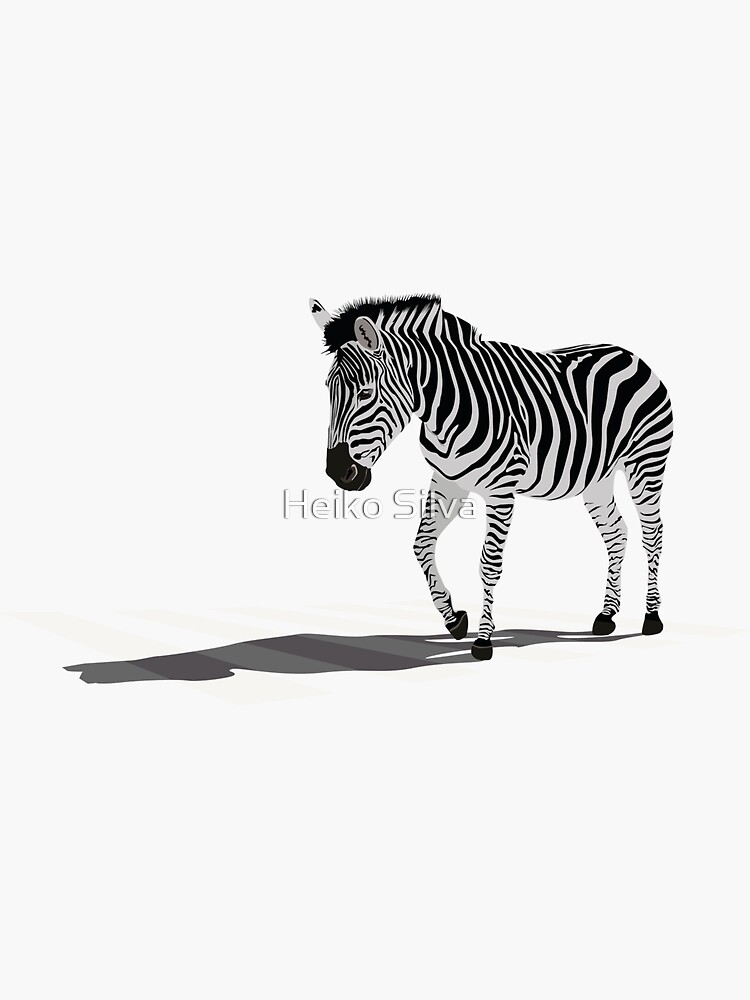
471, 639, 493, 660
592, 613, 616, 636
447, 610, 468, 640
642, 612, 663, 635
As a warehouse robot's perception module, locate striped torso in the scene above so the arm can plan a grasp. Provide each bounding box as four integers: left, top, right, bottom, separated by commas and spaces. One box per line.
416, 315, 672, 499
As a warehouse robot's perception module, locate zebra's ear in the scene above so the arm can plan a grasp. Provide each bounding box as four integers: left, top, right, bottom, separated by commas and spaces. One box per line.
309, 298, 332, 332
353, 316, 381, 353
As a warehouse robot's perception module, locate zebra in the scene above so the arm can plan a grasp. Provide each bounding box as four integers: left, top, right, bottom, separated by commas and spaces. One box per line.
310, 294, 673, 660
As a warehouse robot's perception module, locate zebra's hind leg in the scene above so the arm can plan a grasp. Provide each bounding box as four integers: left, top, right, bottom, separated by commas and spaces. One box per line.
583, 475, 628, 635
623, 458, 667, 635
413, 475, 470, 639
472, 495, 516, 660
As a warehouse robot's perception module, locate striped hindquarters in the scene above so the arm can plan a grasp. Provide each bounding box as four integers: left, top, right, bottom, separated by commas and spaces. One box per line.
509, 342, 673, 498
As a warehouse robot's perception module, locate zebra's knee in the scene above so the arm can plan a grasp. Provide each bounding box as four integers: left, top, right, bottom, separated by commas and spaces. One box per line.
413, 530, 433, 565
614, 518, 628, 548
412, 536, 423, 565
479, 557, 502, 590
640, 517, 663, 552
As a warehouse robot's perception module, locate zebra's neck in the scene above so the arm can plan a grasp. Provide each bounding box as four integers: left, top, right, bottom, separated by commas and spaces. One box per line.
378, 303, 483, 426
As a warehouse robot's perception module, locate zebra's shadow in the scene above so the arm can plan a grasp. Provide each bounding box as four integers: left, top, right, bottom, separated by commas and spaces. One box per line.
64, 628, 640, 684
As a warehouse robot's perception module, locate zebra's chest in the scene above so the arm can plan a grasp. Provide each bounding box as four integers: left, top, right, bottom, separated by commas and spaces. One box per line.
418, 422, 529, 494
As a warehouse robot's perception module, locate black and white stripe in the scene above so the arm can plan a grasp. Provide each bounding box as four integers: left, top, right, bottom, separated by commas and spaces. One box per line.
311, 295, 673, 658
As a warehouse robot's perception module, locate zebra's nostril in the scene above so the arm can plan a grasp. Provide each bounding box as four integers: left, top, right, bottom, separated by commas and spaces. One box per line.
342, 465, 358, 484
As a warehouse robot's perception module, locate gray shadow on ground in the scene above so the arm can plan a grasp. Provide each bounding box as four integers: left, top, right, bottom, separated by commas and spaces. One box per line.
64, 628, 640, 684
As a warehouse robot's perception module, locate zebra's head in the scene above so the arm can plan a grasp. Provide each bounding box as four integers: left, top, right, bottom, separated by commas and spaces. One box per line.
311, 298, 414, 491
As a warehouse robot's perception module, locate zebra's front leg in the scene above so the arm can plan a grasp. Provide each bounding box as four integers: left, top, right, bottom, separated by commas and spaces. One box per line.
413, 475, 470, 640
472, 496, 516, 660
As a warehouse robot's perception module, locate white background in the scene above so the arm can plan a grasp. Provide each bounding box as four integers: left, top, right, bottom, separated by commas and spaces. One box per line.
1, 2, 748, 998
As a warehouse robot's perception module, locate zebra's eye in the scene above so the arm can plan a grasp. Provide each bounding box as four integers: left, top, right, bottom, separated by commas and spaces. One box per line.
357, 386, 375, 401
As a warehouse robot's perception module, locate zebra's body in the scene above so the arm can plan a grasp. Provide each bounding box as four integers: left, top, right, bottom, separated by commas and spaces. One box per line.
312, 294, 672, 658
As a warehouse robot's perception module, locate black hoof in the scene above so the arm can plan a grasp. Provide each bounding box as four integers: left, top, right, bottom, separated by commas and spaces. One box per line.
446, 610, 468, 640
592, 613, 616, 636
642, 612, 663, 635
471, 639, 493, 661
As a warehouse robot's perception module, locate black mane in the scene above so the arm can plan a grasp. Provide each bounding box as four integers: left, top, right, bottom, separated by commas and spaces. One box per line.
323, 294, 440, 353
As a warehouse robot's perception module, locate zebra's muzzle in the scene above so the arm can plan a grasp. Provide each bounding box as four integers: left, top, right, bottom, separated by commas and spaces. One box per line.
326, 443, 372, 492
